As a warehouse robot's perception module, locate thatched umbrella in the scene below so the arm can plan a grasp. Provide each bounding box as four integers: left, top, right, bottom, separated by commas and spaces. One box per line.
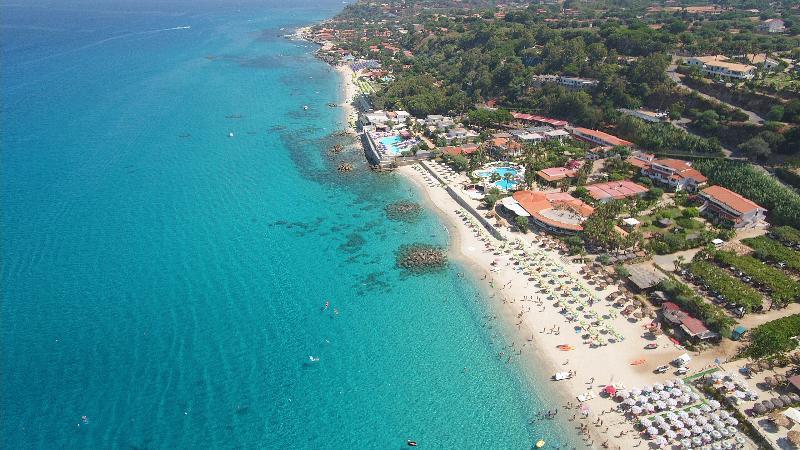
788, 430, 800, 447
781, 395, 793, 405
773, 398, 786, 409
759, 360, 772, 371
770, 411, 791, 428
790, 393, 800, 403
765, 376, 776, 389
753, 403, 767, 415
762, 399, 776, 411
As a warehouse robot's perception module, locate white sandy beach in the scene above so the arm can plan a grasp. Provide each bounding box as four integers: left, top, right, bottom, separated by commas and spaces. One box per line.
397, 164, 753, 450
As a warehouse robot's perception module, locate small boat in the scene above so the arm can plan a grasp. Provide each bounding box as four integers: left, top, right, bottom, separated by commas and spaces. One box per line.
645, 343, 658, 349
303, 105, 309, 110
553, 371, 572, 381
308, 356, 319, 362
228, 132, 234, 138
556, 345, 574, 351
655, 364, 669, 373
535, 439, 545, 448
407, 440, 417, 447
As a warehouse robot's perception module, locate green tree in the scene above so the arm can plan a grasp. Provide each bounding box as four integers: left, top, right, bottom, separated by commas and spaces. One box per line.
514, 216, 529, 233
767, 105, 785, 122
738, 137, 771, 160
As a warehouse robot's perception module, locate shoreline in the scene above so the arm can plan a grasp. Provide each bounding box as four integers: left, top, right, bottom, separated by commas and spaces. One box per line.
396, 164, 742, 449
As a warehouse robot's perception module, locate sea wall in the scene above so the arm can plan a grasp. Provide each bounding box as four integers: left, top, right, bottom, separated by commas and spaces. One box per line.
419, 161, 506, 241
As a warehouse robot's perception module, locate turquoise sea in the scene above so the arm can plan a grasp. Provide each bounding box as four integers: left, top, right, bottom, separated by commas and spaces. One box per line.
1, 1, 578, 447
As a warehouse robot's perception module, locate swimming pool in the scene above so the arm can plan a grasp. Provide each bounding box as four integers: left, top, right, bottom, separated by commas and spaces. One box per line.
474, 166, 521, 190
378, 135, 404, 155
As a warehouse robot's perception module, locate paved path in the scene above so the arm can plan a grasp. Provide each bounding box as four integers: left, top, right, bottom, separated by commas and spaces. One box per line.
667, 62, 764, 125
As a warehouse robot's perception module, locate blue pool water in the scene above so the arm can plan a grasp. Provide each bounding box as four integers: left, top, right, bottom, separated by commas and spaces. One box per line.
379, 135, 404, 155
476, 167, 520, 189
2, 1, 577, 448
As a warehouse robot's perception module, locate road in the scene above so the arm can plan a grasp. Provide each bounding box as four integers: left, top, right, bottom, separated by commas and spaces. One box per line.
666, 62, 764, 125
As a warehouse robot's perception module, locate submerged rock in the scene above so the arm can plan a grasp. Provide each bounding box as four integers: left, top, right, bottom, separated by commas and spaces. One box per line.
396, 243, 447, 273
384, 201, 422, 222
338, 162, 353, 172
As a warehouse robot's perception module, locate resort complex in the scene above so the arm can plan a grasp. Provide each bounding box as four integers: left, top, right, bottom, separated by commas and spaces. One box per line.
303, 1, 800, 448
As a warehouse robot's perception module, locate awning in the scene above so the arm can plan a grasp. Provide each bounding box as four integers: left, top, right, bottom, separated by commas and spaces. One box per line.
500, 196, 530, 217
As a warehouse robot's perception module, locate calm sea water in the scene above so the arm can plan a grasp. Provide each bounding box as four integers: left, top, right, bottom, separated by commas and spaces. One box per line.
1, 1, 577, 448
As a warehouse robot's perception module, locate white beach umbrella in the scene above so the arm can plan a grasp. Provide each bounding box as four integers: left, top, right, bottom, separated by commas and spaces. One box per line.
637, 395, 649, 404
704, 423, 715, 433
640, 417, 652, 428
671, 420, 684, 429
691, 393, 701, 402
656, 401, 667, 410
619, 390, 630, 399
692, 436, 703, 447
681, 395, 692, 404
713, 420, 725, 430
726, 426, 737, 435
671, 388, 683, 397
679, 411, 691, 421
708, 400, 721, 409
696, 415, 708, 425
646, 404, 656, 412
676, 378, 685, 385
720, 428, 730, 438
711, 430, 722, 441
700, 404, 712, 413
701, 433, 713, 443
712, 443, 723, 450
665, 380, 675, 388
660, 391, 671, 400
625, 398, 636, 406
648, 426, 659, 436
680, 428, 692, 438
668, 398, 679, 407
734, 434, 746, 445
681, 438, 693, 449
665, 429, 678, 440
692, 425, 704, 435
689, 407, 701, 416
654, 436, 668, 447
650, 393, 661, 402
654, 383, 664, 391
726, 417, 738, 426
631, 406, 643, 415
667, 412, 679, 421
642, 385, 653, 393
719, 411, 730, 420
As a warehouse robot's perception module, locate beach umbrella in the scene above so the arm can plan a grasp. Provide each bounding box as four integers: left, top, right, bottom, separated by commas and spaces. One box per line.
685, 418, 697, 427
680, 438, 693, 449
637, 395, 649, 404
671, 420, 684, 429
648, 426, 659, 436
704, 423, 715, 433
780, 394, 792, 405
691, 393, 702, 402
625, 398, 636, 406
640, 417, 652, 428
654, 383, 664, 391
726, 416, 738, 427
700, 404, 712, 413
676, 378, 685, 385
665, 380, 675, 388
654, 436, 668, 447
761, 400, 775, 412
660, 391, 671, 400
711, 442, 722, 450
720, 427, 730, 438
691, 436, 703, 447
726, 426, 737, 435
604, 385, 617, 396
668, 398, 679, 407
788, 430, 800, 446
696, 415, 708, 425
790, 393, 800, 403
665, 429, 678, 440
753, 403, 766, 415
670, 388, 683, 397
681, 395, 692, 404
643, 385, 653, 393
650, 393, 662, 402
701, 433, 712, 443
733, 390, 746, 399
692, 425, 704, 435
734, 434, 746, 446
667, 412, 679, 421
713, 420, 725, 431
646, 404, 656, 412
722, 441, 733, 449
659, 420, 671, 431
631, 406, 643, 415
711, 430, 722, 440
680, 428, 692, 438
679, 411, 690, 421
770, 412, 790, 428
709, 400, 721, 410
718, 410, 730, 420
656, 401, 667, 410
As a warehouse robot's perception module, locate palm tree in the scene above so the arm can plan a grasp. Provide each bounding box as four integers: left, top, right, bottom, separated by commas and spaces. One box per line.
674, 255, 686, 272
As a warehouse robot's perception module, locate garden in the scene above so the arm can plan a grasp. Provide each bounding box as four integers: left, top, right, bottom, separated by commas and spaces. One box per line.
712, 251, 800, 307
686, 260, 763, 313
742, 236, 800, 272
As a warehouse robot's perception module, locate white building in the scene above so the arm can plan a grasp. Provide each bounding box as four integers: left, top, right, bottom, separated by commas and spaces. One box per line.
617, 108, 668, 123
685, 56, 756, 80
699, 185, 767, 228
759, 18, 785, 34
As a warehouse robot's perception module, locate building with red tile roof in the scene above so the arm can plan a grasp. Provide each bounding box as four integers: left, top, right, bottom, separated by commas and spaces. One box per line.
507, 190, 594, 234
662, 302, 717, 341
698, 185, 767, 228
441, 144, 480, 156
536, 166, 579, 183
586, 180, 649, 202
510, 112, 569, 128
571, 127, 633, 147
641, 158, 708, 191
625, 151, 656, 169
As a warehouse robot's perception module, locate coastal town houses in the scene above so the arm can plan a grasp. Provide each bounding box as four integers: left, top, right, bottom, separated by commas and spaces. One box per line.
625, 151, 656, 169
570, 127, 633, 149
685, 55, 756, 80
504, 190, 594, 235
640, 158, 708, 192
697, 185, 767, 229
662, 302, 718, 342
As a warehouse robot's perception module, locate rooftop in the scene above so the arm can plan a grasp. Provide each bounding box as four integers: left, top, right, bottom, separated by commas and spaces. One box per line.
700, 185, 765, 215
512, 190, 594, 232
586, 180, 649, 201
572, 127, 633, 147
